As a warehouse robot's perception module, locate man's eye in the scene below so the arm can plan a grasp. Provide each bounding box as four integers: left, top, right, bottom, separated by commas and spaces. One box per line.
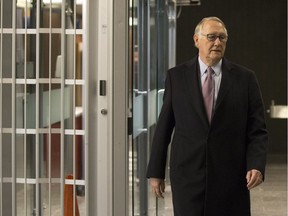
207, 35, 216, 40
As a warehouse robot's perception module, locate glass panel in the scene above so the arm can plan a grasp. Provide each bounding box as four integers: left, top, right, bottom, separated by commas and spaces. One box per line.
2, 84, 12, 128
75, 135, 84, 180
16, 182, 34, 215
39, 133, 47, 179
41, 5, 51, 29
76, 4, 83, 29
2, 183, 12, 215
16, 134, 24, 178
16, 183, 25, 215
16, 33, 36, 79
27, 134, 36, 179
39, 34, 50, 78
65, 1, 83, 29
39, 84, 61, 129
64, 135, 74, 177
27, 184, 36, 215
40, 2, 62, 29
66, 0, 75, 30
129, 0, 176, 215
50, 132, 61, 178
16, 0, 37, 29
2, 34, 12, 79
40, 33, 61, 79
25, 84, 36, 129
16, 84, 24, 128
2, 133, 12, 177
51, 182, 61, 214
42, 133, 51, 178
3, 0, 12, 28
27, 34, 37, 78
65, 34, 75, 79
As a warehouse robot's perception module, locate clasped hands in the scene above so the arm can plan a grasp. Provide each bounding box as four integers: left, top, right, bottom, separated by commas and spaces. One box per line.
149, 169, 263, 198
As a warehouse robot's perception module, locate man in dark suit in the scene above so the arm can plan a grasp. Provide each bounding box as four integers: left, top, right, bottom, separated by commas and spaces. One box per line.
146, 17, 268, 216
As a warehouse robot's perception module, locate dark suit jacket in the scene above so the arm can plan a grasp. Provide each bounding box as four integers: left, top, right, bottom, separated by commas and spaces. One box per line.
146, 56, 268, 216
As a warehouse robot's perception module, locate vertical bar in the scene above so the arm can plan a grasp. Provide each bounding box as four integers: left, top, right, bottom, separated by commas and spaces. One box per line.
96, 0, 113, 215
138, 0, 148, 214
113, 0, 129, 214
60, 1, 66, 215
36, 0, 40, 215
24, 0, 28, 215
0, 0, 3, 215
48, 1, 52, 215
73, 0, 77, 215
82, 0, 90, 215
11, 0, 16, 215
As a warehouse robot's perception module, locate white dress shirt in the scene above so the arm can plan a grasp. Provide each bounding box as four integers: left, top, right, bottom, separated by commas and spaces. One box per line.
198, 57, 222, 104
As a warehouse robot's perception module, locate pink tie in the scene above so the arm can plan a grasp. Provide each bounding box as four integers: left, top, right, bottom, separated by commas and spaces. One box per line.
202, 67, 214, 123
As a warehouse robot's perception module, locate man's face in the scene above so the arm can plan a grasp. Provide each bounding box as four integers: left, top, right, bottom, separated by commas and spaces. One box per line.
194, 20, 228, 66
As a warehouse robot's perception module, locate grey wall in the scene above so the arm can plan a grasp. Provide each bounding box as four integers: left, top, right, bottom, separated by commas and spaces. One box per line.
176, 0, 287, 154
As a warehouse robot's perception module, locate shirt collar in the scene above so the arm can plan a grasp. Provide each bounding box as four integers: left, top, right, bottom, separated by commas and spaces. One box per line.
198, 56, 222, 77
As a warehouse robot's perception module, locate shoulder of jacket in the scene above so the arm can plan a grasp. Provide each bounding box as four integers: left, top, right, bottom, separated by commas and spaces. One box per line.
224, 58, 254, 75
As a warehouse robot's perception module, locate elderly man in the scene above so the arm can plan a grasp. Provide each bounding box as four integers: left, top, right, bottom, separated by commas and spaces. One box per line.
146, 16, 268, 216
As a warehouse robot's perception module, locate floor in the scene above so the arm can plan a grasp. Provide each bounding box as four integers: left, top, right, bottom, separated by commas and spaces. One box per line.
250, 154, 287, 216
13, 154, 287, 216
146, 154, 287, 216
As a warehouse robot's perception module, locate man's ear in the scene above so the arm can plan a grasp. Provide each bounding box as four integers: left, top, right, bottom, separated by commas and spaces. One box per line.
193, 34, 199, 48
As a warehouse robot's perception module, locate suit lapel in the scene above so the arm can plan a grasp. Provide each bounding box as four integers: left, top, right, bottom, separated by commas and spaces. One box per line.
183, 57, 234, 124
214, 58, 233, 111
183, 57, 208, 124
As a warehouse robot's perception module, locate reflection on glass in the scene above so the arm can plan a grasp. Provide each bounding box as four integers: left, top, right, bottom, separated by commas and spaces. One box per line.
15, 33, 36, 79
40, 33, 50, 78
26, 134, 36, 179
16, 184, 25, 215
3, 1, 12, 28
16, 0, 36, 29
40, 33, 61, 78
2, 35, 12, 78
75, 135, 84, 180
40, 2, 62, 29
65, 135, 74, 177
51, 183, 61, 214
2, 183, 12, 214
65, 35, 75, 79
22, 85, 36, 129
2, 134, 12, 177
16, 134, 25, 178
2, 84, 12, 128
16, 183, 35, 215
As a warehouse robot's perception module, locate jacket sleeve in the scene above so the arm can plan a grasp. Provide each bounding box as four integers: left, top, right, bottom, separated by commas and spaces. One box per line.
246, 71, 269, 177
146, 69, 175, 179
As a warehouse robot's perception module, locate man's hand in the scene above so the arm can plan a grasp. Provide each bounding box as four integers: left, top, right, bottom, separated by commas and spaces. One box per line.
149, 178, 165, 198
246, 169, 263, 190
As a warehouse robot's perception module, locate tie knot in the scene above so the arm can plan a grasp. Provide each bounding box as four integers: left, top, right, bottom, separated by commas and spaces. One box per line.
207, 67, 214, 75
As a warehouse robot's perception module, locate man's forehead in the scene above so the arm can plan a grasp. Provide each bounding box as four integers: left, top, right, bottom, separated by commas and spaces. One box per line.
202, 20, 226, 33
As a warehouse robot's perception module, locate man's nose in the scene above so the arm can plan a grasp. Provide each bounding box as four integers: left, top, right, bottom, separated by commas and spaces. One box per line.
214, 37, 221, 44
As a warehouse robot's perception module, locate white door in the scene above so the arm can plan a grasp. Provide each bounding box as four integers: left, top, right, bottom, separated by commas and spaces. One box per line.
0, 0, 108, 215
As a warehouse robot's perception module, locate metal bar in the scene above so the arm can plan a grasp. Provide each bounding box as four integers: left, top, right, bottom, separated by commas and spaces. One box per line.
36, 0, 40, 215
12, 0, 16, 215
24, 0, 28, 215
73, 1, 77, 215
48, 1, 52, 215
82, 0, 89, 215
0, 0, 3, 214
60, 1, 66, 215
